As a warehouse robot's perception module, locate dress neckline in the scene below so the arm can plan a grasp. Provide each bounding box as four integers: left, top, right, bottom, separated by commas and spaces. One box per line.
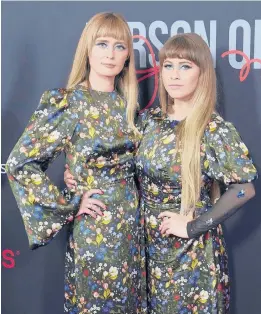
166, 115, 181, 123
164, 114, 183, 127
75, 84, 117, 96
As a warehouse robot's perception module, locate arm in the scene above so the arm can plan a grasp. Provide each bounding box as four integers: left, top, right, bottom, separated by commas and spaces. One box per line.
159, 115, 258, 239
187, 182, 255, 238
188, 116, 258, 238
6, 89, 81, 249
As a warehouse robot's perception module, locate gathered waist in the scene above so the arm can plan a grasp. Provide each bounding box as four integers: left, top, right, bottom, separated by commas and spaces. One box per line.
140, 180, 212, 217
75, 173, 137, 193
139, 179, 181, 210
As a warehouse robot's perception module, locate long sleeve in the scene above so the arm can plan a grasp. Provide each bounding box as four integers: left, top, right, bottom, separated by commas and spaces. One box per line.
187, 114, 258, 238
6, 89, 82, 249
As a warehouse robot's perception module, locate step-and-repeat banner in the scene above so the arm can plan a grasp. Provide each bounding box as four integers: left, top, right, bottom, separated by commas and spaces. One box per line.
2, 2, 261, 314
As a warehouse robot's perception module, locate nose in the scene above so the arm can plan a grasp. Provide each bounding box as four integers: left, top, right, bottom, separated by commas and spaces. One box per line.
106, 47, 114, 59
170, 68, 180, 80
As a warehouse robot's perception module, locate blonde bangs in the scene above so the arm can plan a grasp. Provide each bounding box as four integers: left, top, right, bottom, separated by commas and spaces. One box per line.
89, 13, 132, 49
159, 35, 204, 68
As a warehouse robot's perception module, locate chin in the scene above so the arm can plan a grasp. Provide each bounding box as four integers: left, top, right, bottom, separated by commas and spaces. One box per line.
97, 68, 121, 78
167, 91, 187, 99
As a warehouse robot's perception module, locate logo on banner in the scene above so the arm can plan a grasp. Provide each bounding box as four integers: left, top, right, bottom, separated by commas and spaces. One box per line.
221, 50, 261, 82
1, 249, 20, 269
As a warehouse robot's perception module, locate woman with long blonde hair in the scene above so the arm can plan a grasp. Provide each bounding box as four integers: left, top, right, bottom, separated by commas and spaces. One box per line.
6, 12, 145, 313
136, 33, 257, 313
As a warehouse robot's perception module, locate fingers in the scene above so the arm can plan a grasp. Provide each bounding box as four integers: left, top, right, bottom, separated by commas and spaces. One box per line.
64, 171, 76, 181
86, 209, 97, 219
77, 203, 103, 218
75, 189, 106, 219
64, 166, 77, 190
79, 191, 107, 218
159, 220, 172, 234
65, 172, 75, 181
82, 200, 105, 216
88, 199, 107, 210
158, 211, 174, 219
65, 164, 69, 169
76, 208, 97, 219
65, 179, 77, 188
84, 189, 104, 198
87, 204, 103, 217
165, 228, 173, 235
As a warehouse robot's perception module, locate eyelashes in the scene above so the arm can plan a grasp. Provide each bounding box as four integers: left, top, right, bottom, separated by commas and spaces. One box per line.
96, 42, 127, 51
115, 45, 127, 51
163, 64, 192, 70
163, 64, 173, 69
181, 65, 192, 70
96, 42, 107, 48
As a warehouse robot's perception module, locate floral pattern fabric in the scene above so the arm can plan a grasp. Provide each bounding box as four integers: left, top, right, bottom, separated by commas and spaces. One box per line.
6, 85, 145, 314
135, 107, 257, 314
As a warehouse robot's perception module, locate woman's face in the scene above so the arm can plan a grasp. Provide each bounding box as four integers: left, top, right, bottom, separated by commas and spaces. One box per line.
161, 58, 200, 101
89, 37, 129, 78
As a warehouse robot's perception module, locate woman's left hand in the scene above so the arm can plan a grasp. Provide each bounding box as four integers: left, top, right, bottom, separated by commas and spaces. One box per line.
158, 211, 192, 238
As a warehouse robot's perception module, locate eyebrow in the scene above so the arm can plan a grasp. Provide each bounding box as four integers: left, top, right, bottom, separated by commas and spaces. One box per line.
164, 59, 193, 64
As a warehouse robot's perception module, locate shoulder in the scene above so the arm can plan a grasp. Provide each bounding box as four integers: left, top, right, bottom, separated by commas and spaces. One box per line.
204, 112, 251, 157
138, 105, 162, 120
204, 112, 238, 138
38, 87, 83, 111
40, 88, 67, 103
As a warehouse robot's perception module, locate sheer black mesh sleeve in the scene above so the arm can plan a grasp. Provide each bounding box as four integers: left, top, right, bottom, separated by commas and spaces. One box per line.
187, 183, 255, 238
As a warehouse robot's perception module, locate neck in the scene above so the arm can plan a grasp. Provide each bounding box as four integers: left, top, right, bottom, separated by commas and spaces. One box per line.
88, 70, 115, 92
167, 98, 194, 121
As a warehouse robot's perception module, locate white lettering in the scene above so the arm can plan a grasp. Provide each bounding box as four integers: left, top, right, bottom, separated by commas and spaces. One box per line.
229, 19, 251, 69
254, 20, 261, 69
128, 22, 147, 68
171, 20, 191, 35
148, 21, 168, 67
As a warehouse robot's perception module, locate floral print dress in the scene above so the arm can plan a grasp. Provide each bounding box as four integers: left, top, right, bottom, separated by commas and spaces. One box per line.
135, 107, 257, 314
6, 85, 145, 314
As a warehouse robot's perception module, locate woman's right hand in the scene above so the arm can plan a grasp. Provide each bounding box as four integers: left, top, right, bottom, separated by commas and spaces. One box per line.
64, 164, 107, 218
77, 189, 107, 218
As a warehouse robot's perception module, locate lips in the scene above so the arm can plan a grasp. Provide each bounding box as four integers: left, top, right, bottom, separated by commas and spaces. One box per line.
168, 85, 183, 89
102, 63, 116, 68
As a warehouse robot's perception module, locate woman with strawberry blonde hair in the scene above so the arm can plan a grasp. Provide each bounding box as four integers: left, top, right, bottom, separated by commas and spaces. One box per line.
6, 12, 146, 314
135, 33, 257, 313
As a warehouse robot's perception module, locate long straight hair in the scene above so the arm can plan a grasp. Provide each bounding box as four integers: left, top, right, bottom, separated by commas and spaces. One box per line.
159, 33, 217, 216
67, 12, 139, 133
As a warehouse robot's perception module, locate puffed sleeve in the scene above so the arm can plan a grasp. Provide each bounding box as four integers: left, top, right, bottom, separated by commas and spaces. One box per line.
203, 114, 257, 184
6, 89, 82, 249
187, 114, 258, 239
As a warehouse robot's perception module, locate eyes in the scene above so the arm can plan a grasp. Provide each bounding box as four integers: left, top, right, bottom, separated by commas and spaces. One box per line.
163, 63, 192, 70
96, 42, 127, 51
